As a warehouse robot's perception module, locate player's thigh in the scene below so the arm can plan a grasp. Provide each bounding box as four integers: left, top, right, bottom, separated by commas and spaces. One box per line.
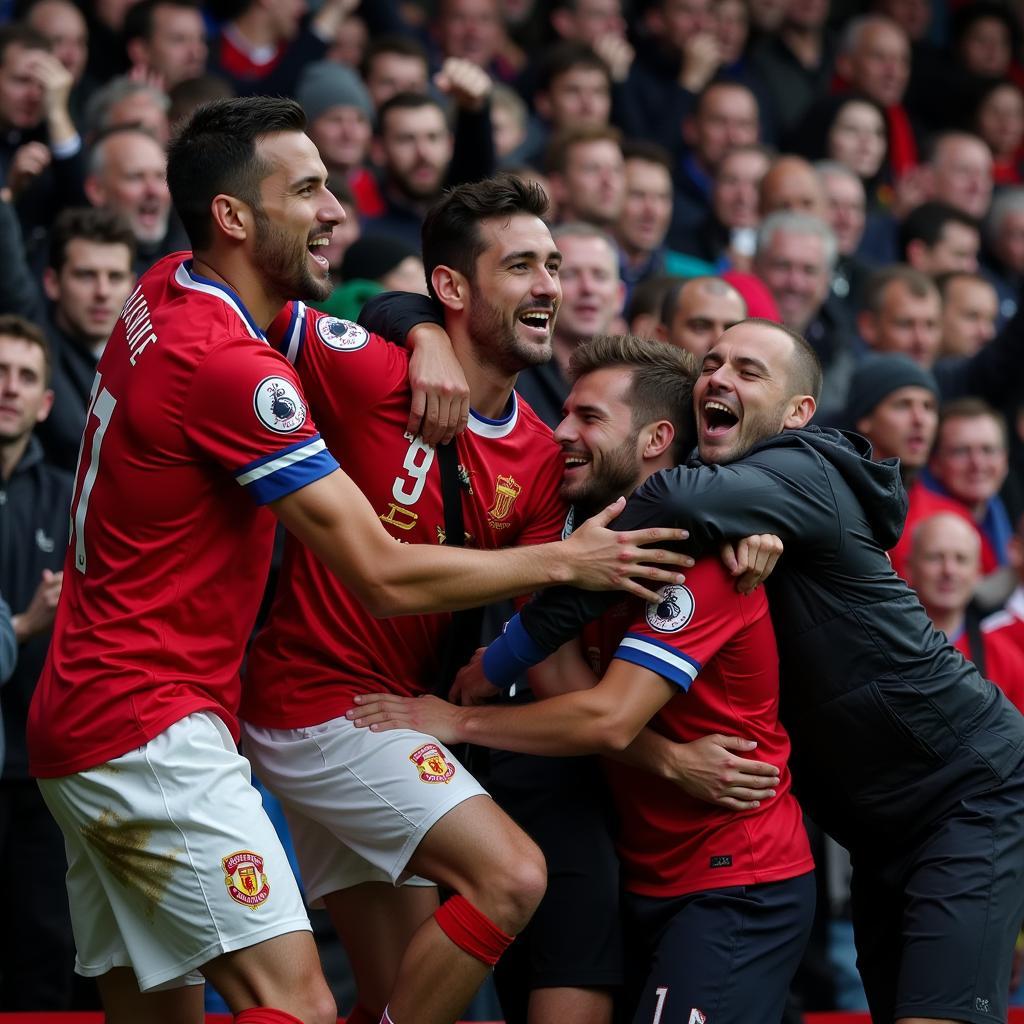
627, 872, 816, 1024
243, 716, 487, 893
39, 712, 311, 993
491, 753, 623, 994
893, 769, 1024, 1024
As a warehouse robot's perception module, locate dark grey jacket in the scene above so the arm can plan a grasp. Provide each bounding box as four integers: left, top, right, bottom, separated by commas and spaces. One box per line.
517, 427, 1024, 852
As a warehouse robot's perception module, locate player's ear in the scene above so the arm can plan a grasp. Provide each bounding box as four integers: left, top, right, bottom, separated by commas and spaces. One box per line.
644, 420, 675, 458
783, 394, 816, 429
431, 265, 467, 311
210, 194, 250, 242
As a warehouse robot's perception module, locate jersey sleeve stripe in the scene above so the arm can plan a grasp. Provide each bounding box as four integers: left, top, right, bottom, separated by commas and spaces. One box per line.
236, 434, 327, 477
614, 634, 701, 691
241, 445, 339, 504
281, 302, 306, 364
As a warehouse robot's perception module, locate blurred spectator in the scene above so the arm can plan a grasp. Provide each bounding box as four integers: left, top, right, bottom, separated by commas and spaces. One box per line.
906, 512, 1024, 711
122, 0, 207, 90
0, 314, 74, 1010
817, 160, 872, 315
748, 0, 836, 138
533, 41, 612, 138
366, 74, 496, 249
34, 207, 136, 470
754, 209, 856, 416
361, 34, 430, 110
834, 15, 917, 179
982, 185, 1024, 323
714, 0, 750, 71
926, 399, 1015, 587
490, 83, 529, 162
327, 13, 368, 68
937, 271, 999, 359
83, 125, 177, 272
82, 0, 134, 82
208, 0, 355, 98
23, 0, 93, 130
900, 200, 980, 276
545, 123, 625, 229
685, 142, 770, 268
759, 153, 826, 218
317, 233, 425, 322
296, 60, 377, 216
981, 512, 1024, 663
658, 273, 746, 355
973, 79, 1024, 187
166, 72, 234, 132
0, 25, 85, 233
926, 131, 995, 223
669, 80, 760, 247
433, 0, 522, 82
747, 0, 786, 38
549, 0, 629, 52
857, 264, 941, 365
951, 1, 1019, 82
615, 140, 713, 300
83, 76, 170, 145
516, 222, 623, 426
624, 272, 678, 339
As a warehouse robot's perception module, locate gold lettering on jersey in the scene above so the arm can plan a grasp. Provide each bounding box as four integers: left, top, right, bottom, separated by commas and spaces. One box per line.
120, 285, 158, 365
487, 474, 522, 527
380, 503, 419, 531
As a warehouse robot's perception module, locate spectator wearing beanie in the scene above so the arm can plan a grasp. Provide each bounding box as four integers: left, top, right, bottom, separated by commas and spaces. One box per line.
297, 60, 384, 217
845, 352, 976, 580
316, 234, 427, 321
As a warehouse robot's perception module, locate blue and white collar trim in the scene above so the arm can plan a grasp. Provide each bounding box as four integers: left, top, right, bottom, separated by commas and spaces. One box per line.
175, 260, 267, 341
468, 392, 518, 439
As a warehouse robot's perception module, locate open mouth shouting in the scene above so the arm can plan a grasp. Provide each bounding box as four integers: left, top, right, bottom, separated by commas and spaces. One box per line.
701, 398, 740, 438
517, 308, 553, 339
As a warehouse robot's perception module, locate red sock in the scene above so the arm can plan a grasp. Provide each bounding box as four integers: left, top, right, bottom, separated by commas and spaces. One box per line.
235, 1009, 305, 1024
433, 894, 514, 966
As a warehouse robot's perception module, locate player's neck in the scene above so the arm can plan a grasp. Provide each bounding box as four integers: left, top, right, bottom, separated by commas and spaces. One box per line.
451, 331, 517, 420
191, 255, 283, 331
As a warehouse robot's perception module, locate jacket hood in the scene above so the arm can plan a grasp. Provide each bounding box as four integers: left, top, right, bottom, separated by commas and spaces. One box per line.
741, 425, 908, 550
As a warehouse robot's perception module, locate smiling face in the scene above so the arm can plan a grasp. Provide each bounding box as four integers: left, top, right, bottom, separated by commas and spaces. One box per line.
908, 513, 980, 619
930, 413, 1009, 510
554, 232, 622, 344
555, 365, 644, 506
693, 320, 813, 464
463, 213, 562, 374
250, 131, 345, 303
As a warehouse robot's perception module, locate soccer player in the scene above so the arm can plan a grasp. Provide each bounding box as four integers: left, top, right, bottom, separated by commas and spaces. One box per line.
457, 317, 1024, 1024
349, 334, 817, 1024
25, 99, 691, 1024
245, 175, 766, 1024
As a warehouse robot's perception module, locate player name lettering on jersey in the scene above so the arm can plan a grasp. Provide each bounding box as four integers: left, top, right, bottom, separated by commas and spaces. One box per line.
120, 285, 159, 366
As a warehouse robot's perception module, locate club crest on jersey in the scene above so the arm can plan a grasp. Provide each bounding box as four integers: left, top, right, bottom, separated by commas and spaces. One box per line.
409, 742, 456, 784
487, 474, 521, 528
222, 850, 270, 908
253, 376, 306, 433
315, 316, 369, 351
646, 584, 695, 633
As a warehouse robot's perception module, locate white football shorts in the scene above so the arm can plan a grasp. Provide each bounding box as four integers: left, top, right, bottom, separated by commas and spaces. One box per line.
38, 711, 311, 991
241, 715, 488, 906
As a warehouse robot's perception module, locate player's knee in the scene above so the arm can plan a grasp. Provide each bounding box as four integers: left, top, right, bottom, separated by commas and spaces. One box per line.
483, 835, 547, 932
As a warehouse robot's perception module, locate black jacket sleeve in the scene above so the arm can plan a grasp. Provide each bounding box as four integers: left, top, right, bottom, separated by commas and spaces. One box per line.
519, 451, 839, 654
358, 291, 445, 344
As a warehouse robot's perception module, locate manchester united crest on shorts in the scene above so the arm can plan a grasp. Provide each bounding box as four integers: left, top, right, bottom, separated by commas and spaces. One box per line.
222, 850, 270, 908
409, 742, 456, 784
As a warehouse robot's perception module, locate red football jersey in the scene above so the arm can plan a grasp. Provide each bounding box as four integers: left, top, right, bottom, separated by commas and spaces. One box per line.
27, 255, 338, 778
241, 309, 568, 728
583, 559, 814, 898
957, 610, 1024, 713
889, 480, 981, 581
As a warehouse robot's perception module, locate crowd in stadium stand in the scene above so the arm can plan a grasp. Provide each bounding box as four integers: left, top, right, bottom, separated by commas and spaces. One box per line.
4, 0, 1024, 1018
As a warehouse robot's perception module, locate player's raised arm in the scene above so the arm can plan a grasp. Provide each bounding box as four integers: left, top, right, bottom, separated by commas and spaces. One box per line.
271, 472, 692, 617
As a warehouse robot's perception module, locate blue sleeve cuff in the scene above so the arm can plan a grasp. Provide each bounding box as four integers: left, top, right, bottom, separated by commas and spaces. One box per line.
483, 613, 547, 691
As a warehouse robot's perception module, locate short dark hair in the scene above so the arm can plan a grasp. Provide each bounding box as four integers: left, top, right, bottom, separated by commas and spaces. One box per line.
934, 269, 992, 299
570, 334, 697, 458
627, 274, 680, 328
361, 33, 429, 79
862, 264, 938, 315
123, 0, 200, 43
421, 173, 550, 302
167, 96, 306, 251
0, 313, 52, 385
48, 207, 137, 271
739, 317, 822, 401
544, 124, 622, 175
899, 200, 979, 259
622, 139, 674, 174
937, 396, 1008, 449
0, 23, 49, 65
376, 91, 446, 137
536, 41, 612, 95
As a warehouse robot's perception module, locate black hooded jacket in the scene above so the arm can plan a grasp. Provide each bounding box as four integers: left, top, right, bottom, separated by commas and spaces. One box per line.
516, 427, 1024, 852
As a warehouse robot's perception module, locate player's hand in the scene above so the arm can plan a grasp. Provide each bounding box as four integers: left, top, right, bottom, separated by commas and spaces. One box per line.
7, 142, 51, 197
665, 734, 779, 811
434, 57, 493, 112
592, 34, 634, 82
25, 51, 73, 119
450, 648, 500, 705
720, 533, 783, 594
560, 497, 693, 602
12, 569, 63, 643
679, 32, 721, 92
348, 692, 463, 743
406, 323, 470, 445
